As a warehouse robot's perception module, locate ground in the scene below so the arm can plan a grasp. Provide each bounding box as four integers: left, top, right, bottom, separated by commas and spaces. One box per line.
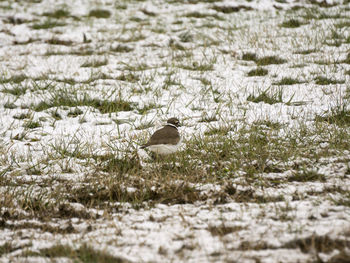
0, 0, 350, 262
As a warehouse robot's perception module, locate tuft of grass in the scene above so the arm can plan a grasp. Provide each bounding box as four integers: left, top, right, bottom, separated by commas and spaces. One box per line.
110, 44, 134, 53
212, 5, 253, 13
32, 19, 66, 29
208, 225, 244, 236
117, 34, 146, 43
308, 0, 337, 8
316, 105, 350, 126
0, 243, 15, 257
81, 58, 108, 68
46, 38, 73, 46
285, 235, 350, 254
335, 21, 350, 28
247, 88, 286, 105
33, 92, 135, 114
88, 9, 111, 18
116, 73, 139, 83
199, 114, 218, 123
204, 126, 234, 136
256, 56, 287, 66
138, 103, 160, 115
179, 61, 214, 71
331, 192, 350, 207
25, 244, 127, 263
178, 31, 193, 42
23, 120, 41, 129
13, 112, 31, 120
169, 41, 186, 51
253, 120, 283, 130
185, 12, 223, 20
242, 52, 257, 61
343, 53, 350, 64
242, 54, 286, 65
247, 67, 268, 76
280, 19, 303, 28
135, 121, 153, 130
67, 108, 84, 117
314, 76, 344, 85
141, 8, 156, 16
274, 77, 303, 85
43, 9, 70, 19
294, 49, 317, 55
2, 85, 27, 96
0, 74, 27, 84
4, 102, 16, 109
288, 170, 326, 182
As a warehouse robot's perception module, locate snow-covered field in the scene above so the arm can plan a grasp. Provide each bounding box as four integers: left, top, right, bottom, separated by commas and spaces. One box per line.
1, 0, 350, 262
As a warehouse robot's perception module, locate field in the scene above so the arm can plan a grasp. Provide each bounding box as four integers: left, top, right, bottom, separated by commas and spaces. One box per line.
1, 0, 350, 262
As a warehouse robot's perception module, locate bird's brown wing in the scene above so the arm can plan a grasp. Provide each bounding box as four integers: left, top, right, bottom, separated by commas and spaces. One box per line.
143, 127, 180, 147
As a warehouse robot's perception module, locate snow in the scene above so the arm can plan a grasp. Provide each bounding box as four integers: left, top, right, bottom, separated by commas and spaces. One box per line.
1, 0, 350, 262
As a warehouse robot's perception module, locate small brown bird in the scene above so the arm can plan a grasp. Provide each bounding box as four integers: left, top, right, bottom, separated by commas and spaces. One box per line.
141, 118, 181, 155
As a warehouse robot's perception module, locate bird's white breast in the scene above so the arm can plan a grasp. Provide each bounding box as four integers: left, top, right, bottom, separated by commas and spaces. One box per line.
148, 142, 180, 155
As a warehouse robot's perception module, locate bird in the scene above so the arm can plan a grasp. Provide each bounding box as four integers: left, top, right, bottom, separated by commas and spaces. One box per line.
140, 118, 181, 155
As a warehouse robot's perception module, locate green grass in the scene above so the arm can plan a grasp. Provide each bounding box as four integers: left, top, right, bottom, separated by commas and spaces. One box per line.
288, 170, 326, 182
204, 126, 233, 136
24, 244, 127, 263
0, 243, 15, 257
23, 120, 41, 129
33, 92, 135, 113
247, 88, 287, 105
212, 5, 253, 13
294, 49, 317, 55
39, 122, 344, 207
0, 74, 27, 84
43, 9, 70, 19
331, 192, 350, 207
185, 12, 223, 20
256, 56, 287, 66
316, 106, 350, 126
110, 44, 134, 53
242, 54, 287, 65
280, 19, 303, 28
335, 21, 350, 28
137, 103, 160, 115
116, 73, 139, 83
2, 85, 27, 96
46, 38, 73, 46
247, 67, 268, 76
1, 118, 350, 214
13, 112, 31, 120
67, 108, 84, 117
314, 76, 345, 85
178, 61, 214, 71
32, 19, 66, 29
4, 102, 16, 109
343, 53, 350, 64
199, 114, 218, 123
178, 31, 193, 42
88, 9, 111, 18
242, 52, 257, 61
81, 58, 108, 68
253, 120, 283, 130
274, 77, 303, 85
